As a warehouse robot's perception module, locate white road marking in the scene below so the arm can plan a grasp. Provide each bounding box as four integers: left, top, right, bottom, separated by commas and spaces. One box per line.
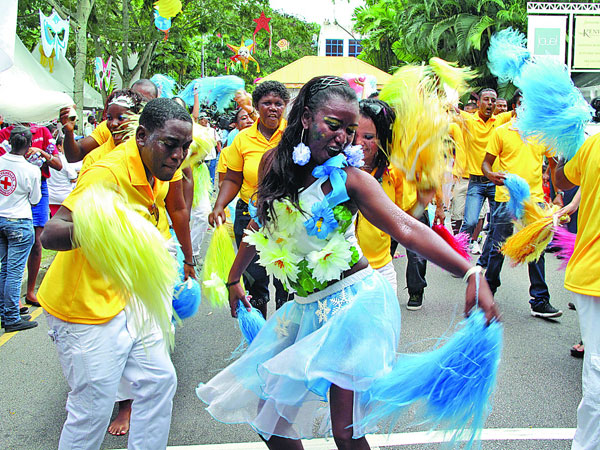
111, 427, 576, 450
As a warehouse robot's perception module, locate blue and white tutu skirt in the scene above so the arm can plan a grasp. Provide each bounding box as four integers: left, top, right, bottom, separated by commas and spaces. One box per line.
196, 267, 401, 440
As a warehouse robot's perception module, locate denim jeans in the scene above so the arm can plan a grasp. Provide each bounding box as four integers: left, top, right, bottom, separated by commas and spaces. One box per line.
0, 217, 34, 325
485, 202, 550, 306
207, 157, 218, 188
233, 199, 292, 309
405, 211, 429, 295
459, 178, 497, 236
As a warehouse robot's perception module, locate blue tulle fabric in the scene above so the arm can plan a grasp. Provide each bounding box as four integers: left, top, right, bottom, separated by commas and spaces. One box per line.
196, 269, 401, 440
503, 173, 530, 220
487, 27, 531, 83
515, 59, 593, 160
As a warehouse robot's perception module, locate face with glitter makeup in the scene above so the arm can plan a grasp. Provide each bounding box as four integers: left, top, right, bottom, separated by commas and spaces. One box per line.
301, 95, 359, 165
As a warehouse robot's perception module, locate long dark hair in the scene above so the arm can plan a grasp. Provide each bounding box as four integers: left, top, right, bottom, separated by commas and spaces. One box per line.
256, 76, 357, 227
358, 98, 395, 176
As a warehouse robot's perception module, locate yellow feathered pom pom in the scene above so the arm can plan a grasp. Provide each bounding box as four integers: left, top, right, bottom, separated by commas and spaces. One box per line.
202, 223, 241, 308
501, 202, 560, 265
72, 184, 178, 348
154, 0, 182, 18
182, 123, 215, 169
429, 57, 478, 96
380, 65, 451, 190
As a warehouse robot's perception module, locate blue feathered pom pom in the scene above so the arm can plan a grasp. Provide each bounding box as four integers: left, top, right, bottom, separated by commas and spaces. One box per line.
503, 173, 530, 220
150, 74, 177, 98
515, 59, 594, 160
237, 300, 266, 345
359, 309, 503, 449
178, 76, 245, 111
172, 278, 202, 319
487, 28, 531, 83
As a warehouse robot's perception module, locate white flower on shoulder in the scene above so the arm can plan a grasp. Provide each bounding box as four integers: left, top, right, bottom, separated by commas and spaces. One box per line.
306, 233, 353, 284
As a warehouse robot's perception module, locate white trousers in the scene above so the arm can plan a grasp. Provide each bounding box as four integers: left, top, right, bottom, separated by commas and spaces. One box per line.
190, 194, 211, 257
376, 260, 398, 294
572, 293, 600, 450
46, 311, 177, 450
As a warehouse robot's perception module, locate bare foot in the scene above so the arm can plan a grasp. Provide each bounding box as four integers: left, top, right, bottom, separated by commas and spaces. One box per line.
107, 400, 132, 436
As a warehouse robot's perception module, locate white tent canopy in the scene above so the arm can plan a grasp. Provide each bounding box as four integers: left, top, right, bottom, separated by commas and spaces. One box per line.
32, 43, 103, 109
0, 36, 73, 123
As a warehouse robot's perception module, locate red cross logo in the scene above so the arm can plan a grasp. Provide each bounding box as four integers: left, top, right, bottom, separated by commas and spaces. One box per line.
0, 170, 17, 196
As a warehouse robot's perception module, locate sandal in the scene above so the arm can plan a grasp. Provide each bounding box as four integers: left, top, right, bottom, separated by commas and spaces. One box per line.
570, 341, 584, 358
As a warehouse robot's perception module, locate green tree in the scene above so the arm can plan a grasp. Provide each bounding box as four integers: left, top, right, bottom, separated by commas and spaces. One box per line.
353, 0, 528, 94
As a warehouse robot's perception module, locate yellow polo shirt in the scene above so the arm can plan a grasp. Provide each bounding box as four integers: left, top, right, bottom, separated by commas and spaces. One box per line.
81, 139, 117, 171
563, 133, 600, 296
486, 120, 554, 203
449, 122, 466, 178
356, 167, 417, 269
459, 110, 512, 176
90, 120, 113, 147
38, 138, 172, 324
226, 119, 287, 204
217, 146, 230, 174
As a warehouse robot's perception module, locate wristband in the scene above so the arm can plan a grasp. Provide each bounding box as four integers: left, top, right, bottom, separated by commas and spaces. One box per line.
462, 265, 483, 283
225, 280, 240, 288
183, 260, 195, 266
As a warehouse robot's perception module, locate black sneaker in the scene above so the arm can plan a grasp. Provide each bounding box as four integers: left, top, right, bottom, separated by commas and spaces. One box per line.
407, 293, 423, 311
4, 320, 38, 333
530, 302, 563, 318
1, 314, 32, 328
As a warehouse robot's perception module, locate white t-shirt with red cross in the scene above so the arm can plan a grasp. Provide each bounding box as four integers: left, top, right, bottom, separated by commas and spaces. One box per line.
0, 153, 42, 219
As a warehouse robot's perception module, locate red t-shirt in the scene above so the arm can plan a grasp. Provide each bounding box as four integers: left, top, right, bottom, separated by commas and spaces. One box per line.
0, 125, 58, 178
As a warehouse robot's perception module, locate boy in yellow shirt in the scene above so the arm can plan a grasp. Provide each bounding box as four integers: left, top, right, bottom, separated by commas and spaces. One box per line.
481, 91, 561, 318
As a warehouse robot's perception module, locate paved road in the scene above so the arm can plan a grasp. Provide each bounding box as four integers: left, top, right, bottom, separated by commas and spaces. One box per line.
1, 248, 582, 449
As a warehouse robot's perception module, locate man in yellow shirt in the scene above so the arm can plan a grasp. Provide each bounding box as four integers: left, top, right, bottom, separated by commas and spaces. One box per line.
39, 99, 193, 450
481, 91, 561, 318
555, 132, 600, 449
458, 88, 512, 264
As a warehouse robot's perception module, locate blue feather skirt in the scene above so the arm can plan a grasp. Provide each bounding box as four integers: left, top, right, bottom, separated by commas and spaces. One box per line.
196, 267, 502, 444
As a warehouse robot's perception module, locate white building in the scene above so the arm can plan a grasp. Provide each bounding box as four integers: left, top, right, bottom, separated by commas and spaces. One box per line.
317, 20, 363, 57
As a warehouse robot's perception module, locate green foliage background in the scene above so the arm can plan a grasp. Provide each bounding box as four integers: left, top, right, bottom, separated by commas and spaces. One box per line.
17, 0, 319, 100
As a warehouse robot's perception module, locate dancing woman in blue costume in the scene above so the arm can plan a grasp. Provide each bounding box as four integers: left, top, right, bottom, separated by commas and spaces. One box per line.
197, 76, 500, 450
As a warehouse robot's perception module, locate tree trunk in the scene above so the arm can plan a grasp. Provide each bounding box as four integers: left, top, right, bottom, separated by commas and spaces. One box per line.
72, 0, 96, 131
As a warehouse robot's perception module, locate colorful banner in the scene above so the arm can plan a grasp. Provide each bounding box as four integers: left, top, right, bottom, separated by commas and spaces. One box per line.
527, 15, 567, 64
573, 16, 600, 69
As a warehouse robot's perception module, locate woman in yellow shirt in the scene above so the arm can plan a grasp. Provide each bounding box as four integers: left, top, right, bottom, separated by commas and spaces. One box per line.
210, 81, 290, 318
355, 99, 435, 310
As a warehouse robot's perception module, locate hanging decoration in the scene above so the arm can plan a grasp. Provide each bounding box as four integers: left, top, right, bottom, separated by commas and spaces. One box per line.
226, 39, 260, 72
94, 56, 113, 92
252, 12, 272, 56
153, 0, 182, 18
39, 9, 69, 72
153, 10, 172, 41
276, 39, 289, 52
